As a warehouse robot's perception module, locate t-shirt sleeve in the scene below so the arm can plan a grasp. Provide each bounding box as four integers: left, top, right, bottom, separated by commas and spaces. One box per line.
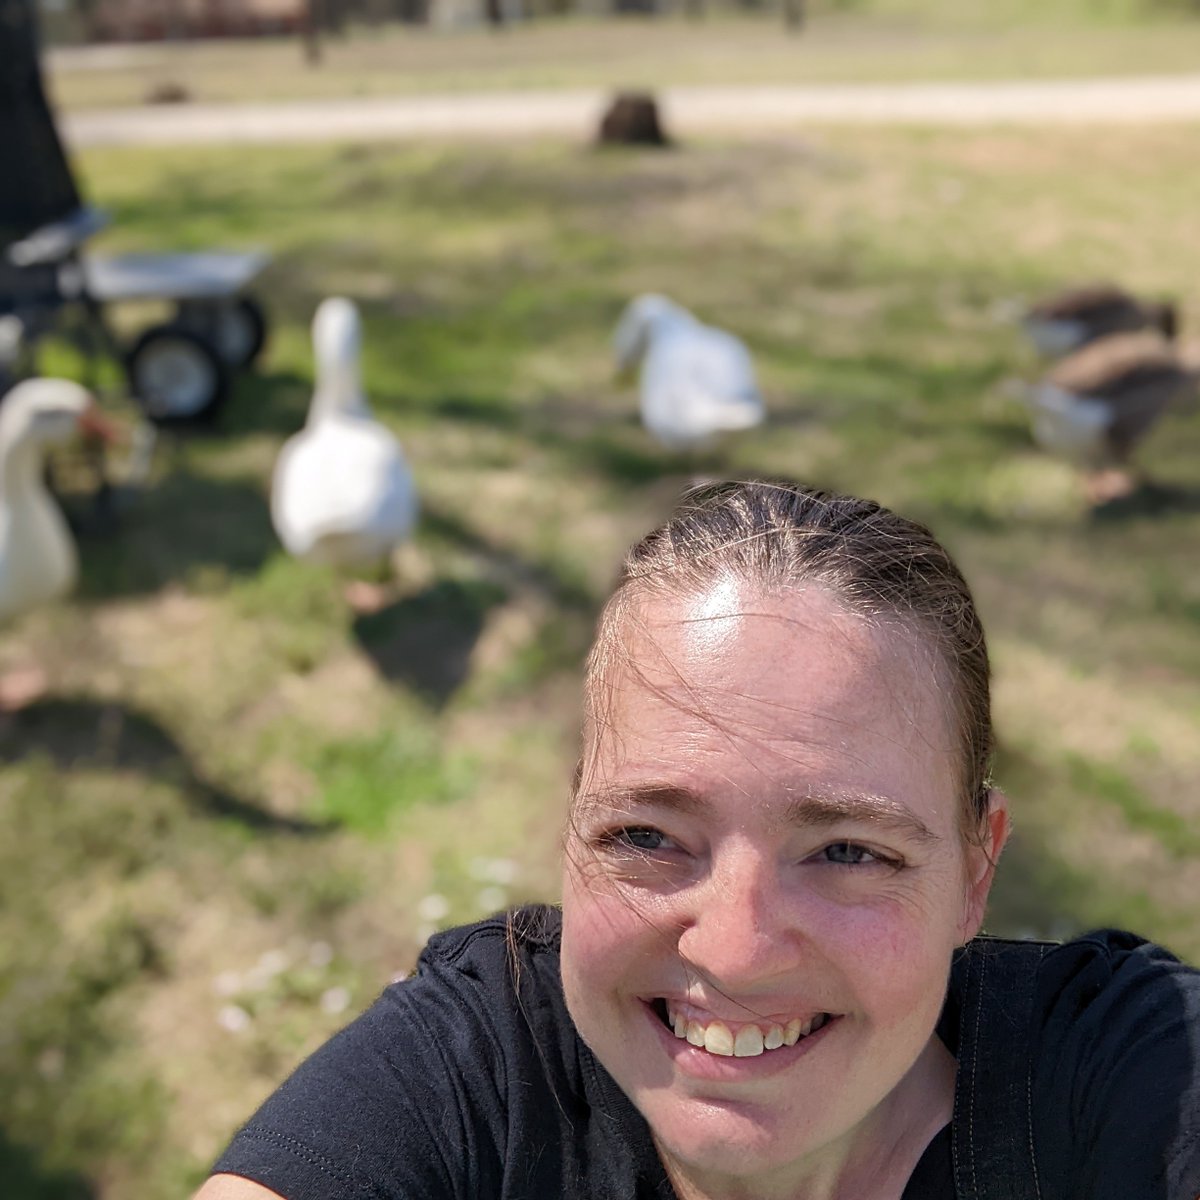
1035, 932, 1200, 1200
212, 941, 508, 1200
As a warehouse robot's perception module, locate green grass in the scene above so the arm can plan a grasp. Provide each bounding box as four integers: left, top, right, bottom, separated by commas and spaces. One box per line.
1, 124, 1198, 1195
45, 6, 1200, 112
1066, 754, 1200, 858
307, 726, 477, 833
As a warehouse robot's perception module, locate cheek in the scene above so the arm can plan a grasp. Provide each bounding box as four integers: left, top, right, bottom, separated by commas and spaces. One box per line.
561, 857, 646, 987
811, 898, 957, 1027
793, 858, 965, 984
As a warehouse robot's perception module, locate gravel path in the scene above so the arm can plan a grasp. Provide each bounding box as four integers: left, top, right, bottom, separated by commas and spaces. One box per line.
63, 74, 1200, 147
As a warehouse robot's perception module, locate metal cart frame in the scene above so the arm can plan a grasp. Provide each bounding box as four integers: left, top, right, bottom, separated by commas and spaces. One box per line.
1, 0, 271, 426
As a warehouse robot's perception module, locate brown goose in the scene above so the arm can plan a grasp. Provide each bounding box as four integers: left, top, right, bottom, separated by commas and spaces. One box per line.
1018, 331, 1197, 502
1023, 284, 1177, 357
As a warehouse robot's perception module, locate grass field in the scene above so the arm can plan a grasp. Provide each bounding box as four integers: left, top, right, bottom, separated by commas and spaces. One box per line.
2, 121, 1199, 1196
45, 5, 1200, 112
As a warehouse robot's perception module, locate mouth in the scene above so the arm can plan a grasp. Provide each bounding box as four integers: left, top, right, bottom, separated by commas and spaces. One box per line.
648, 997, 838, 1059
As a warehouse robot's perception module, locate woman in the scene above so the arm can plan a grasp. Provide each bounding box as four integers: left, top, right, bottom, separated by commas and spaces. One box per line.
199, 481, 1200, 1200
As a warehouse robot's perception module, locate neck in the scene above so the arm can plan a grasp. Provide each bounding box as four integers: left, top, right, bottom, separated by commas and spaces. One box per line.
308, 368, 369, 424
659, 1035, 955, 1200
2, 440, 51, 502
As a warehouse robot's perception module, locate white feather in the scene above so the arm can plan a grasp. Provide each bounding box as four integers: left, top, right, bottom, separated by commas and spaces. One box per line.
270, 299, 417, 568
614, 294, 765, 451
1023, 316, 1090, 358
1017, 382, 1111, 464
0, 379, 92, 624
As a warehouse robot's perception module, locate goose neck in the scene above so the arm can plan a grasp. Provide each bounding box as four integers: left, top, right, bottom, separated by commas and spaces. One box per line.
309, 380, 370, 424
1, 440, 52, 503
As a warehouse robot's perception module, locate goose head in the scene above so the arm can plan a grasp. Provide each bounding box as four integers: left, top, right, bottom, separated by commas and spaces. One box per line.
309, 297, 370, 423
0, 379, 100, 472
1148, 300, 1178, 341
613, 293, 691, 375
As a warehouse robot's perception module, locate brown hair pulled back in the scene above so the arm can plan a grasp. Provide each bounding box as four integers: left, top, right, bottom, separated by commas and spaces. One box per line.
578, 480, 993, 834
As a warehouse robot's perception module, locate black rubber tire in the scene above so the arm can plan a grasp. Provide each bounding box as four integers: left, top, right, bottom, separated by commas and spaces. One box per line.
175, 294, 269, 369
126, 324, 231, 426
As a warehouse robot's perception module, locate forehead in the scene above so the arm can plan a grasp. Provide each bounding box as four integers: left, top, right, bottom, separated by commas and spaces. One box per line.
592, 579, 958, 794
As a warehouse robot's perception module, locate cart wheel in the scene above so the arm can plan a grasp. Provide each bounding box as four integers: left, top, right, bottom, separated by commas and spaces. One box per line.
176, 295, 268, 369
126, 325, 230, 425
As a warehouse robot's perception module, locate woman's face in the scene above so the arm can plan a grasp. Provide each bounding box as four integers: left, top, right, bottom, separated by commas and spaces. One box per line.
561, 580, 1002, 1189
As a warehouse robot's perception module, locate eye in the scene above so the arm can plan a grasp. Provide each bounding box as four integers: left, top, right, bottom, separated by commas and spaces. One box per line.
614, 826, 669, 852
819, 841, 897, 868
592, 824, 681, 858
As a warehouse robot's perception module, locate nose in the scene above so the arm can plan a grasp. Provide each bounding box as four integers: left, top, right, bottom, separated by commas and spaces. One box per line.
675, 841, 802, 995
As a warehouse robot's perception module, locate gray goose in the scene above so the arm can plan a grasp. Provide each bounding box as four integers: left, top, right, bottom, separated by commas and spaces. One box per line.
1018, 330, 1196, 502
1023, 284, 1177, 358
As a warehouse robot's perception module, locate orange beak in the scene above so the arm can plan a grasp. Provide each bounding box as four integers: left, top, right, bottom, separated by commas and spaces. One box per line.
76, 402, 121, 445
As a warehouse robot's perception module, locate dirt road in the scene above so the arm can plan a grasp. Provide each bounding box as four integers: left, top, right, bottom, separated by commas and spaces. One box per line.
64, 74, 1200, 147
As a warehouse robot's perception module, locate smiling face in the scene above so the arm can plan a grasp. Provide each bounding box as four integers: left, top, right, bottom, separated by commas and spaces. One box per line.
561, 579, 1004, 1194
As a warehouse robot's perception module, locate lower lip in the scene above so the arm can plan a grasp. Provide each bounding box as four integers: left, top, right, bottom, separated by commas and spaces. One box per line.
644, 1002, 840, 1082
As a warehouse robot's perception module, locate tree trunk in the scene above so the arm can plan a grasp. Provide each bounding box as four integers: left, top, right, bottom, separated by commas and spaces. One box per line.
302, 0, 323, 63
72, 0, 103, 42
783, 0, 803, 28
326, 0, 347, 36
164, 0, 186, 40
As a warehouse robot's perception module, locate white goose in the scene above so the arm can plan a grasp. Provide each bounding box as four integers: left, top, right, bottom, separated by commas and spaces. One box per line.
0, 378, 99, 625
271, 298, 418, 578
0, 379, 110, 709
613, 294, 765, 451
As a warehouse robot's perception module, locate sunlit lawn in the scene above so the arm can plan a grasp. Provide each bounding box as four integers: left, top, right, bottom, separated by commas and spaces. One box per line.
2, 122, 1199, 1196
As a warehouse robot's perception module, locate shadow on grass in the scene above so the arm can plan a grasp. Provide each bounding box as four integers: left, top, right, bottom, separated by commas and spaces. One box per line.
73, 466, 277, 600
988, 743, 1179, 945
0, 699, 326, 835
422, 501, 595, 613
0, 1130, 94, 1200
417, 387, 701, 487
1091, 481, 1200, 523
353, 578, 508, 709
986, 825, 1105, 940
219, 368, 313, 438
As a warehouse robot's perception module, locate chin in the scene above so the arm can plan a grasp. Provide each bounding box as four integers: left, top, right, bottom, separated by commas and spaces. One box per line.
641, 1095, 801, 1178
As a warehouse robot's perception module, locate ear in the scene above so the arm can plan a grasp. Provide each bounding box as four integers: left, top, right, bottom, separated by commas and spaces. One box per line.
958, 788, 1011, 944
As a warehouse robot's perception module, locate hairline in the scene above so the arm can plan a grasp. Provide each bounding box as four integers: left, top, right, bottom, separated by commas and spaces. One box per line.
577, 572, 983, 840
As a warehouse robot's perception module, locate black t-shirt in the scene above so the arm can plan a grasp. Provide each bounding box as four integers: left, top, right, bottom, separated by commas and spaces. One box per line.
214, 906, 1200, 1199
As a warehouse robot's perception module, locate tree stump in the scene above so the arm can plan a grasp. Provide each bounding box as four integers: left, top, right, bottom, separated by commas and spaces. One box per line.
596, 92, 671, 148
145, 81, 191, 105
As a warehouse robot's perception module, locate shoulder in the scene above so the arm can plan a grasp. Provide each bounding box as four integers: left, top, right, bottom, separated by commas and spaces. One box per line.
416, 903, 562, 970
362, 904, 567, 1072
960, 930, 1200, 1199
953, 927, 1199, 1006
957, 928, 1200, 1085
211, 906, 571, 1199
963, 927, 1200, 1030
404, 904, 564, 1020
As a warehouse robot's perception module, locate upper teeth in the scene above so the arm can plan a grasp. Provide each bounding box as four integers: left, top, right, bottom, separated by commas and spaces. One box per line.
666, 1002, 829, 1057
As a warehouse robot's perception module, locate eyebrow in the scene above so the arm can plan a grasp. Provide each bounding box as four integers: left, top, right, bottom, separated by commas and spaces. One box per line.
579, 782, 940, 846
